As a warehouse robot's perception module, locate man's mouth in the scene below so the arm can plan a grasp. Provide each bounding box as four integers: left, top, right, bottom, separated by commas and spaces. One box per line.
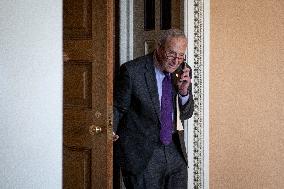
168, 64, 177, 69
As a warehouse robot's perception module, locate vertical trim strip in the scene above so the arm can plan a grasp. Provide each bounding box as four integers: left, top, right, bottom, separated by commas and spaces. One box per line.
119, 0, 133, 64
184, 0, 209, 188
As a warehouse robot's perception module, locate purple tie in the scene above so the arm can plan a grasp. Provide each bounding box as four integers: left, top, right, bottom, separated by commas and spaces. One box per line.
160, 72, 173, 145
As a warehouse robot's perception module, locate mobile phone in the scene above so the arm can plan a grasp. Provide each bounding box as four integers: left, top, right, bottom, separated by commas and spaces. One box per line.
173, 58, 192, 92
173, 59, 192, 81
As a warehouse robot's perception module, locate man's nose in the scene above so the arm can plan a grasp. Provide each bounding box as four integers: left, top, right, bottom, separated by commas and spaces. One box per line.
173, 57, 180, 65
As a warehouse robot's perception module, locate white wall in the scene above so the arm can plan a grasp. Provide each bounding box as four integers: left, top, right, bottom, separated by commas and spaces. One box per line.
0, 1, 62, 188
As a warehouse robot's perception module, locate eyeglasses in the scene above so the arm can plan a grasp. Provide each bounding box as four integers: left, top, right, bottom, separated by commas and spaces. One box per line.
165, 50, 185, 62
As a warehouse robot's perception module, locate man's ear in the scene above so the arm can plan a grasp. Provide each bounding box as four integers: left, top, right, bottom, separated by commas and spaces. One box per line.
156, 45, 164, 56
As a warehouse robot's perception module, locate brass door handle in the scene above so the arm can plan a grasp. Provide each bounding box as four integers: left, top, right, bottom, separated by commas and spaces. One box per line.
89, 125, 102, 135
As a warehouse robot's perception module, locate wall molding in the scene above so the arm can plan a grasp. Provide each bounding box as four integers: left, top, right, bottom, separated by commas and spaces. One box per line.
184, 0, 209, 188
119, 0, 133, 64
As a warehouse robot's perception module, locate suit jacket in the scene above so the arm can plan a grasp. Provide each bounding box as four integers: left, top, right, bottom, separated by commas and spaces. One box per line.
114, 53, 194, 176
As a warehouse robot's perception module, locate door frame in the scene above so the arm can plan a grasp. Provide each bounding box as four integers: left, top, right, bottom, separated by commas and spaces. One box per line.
184, 0, 210, 188
118, 0, 210, 188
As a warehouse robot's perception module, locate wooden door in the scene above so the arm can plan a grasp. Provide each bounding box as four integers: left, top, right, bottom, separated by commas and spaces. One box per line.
63, 0, 113, 188
133, 0, 182, 58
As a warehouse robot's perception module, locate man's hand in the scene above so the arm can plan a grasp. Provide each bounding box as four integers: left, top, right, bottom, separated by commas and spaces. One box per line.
113, 132, 119, 142
177, 66, 191, 96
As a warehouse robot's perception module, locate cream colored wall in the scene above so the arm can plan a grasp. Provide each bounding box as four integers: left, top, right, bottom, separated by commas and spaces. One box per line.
210, 0, 284, 188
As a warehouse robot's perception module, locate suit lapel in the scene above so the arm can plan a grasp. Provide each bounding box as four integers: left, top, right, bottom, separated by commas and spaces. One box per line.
144, 55, 161, 123
143, 54, 179, 125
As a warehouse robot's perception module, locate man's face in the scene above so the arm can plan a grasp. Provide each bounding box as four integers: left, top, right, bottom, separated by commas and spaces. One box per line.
157, 37, 187, 73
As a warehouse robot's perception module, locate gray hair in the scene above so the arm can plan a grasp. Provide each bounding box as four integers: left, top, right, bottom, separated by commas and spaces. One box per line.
158, 29, 187, 47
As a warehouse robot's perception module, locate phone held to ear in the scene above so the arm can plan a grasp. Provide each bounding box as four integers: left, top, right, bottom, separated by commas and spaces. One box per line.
173, 60, 192, 87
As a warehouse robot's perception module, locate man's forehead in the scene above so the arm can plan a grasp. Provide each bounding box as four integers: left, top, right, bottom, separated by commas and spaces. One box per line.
164, 37, 187, 53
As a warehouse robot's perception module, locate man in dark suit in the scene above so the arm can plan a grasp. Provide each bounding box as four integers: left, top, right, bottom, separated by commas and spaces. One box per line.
113, 29, 194, 189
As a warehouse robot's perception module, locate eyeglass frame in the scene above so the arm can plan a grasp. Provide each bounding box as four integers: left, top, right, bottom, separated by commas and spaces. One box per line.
164, 49, 185, 62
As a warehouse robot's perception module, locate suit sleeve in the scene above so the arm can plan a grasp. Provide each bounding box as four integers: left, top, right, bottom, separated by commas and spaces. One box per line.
179, 83, 194, 120
113, 64, 132, 132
